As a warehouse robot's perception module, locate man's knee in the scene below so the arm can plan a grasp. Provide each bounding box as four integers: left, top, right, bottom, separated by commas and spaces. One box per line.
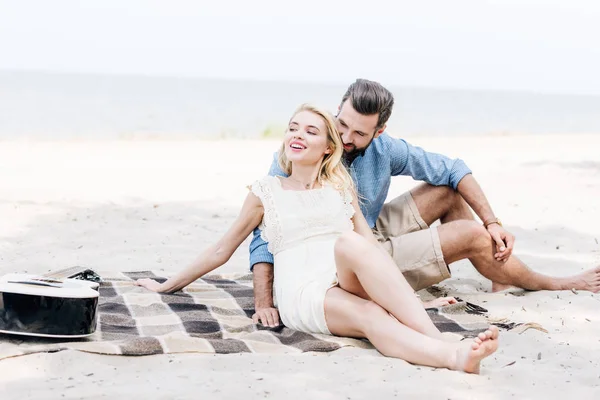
450, 191, 471, 215
411, 183, 453, 203
423, 184, 468, 209
411, 184, 462, 220
461, 221, 492, 251
436, 185, 469, 211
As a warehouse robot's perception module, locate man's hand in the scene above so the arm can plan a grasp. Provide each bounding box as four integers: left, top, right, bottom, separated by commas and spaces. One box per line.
486, 224, 514, 262
252, 262, 279, 327
456, 175, 515, 263
252, 307, 280, 327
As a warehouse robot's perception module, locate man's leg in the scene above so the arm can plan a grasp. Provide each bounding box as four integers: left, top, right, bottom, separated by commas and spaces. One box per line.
436, 220, 600, 292
374, 190, 449, 291
408, 183, 511, 289
409, 183, 600, 292
409, 183, 474, 226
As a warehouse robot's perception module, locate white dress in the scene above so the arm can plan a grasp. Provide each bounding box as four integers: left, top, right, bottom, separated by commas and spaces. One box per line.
250, 175, 355, 334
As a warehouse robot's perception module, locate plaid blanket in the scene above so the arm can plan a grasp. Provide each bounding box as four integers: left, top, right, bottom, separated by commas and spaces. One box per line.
0, 271, 513, 360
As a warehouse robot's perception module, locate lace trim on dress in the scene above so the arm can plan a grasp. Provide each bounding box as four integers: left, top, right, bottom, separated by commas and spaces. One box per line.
342, 187, 356, 228
250, 176, 283, 254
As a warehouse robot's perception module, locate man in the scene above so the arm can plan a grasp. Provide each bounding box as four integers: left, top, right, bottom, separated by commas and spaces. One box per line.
250, 79, 600, 327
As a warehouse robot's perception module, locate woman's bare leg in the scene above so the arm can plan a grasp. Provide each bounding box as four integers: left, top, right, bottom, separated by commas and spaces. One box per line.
324, 287, 499, 374
334, 231, 443, 338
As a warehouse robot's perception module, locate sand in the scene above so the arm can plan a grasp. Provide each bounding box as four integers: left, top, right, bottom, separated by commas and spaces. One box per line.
1, 134, 599, 399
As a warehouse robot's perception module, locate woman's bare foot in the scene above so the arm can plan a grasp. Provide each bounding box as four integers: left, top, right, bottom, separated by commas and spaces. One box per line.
567, 266, 600, 293
452, 326, 499, 374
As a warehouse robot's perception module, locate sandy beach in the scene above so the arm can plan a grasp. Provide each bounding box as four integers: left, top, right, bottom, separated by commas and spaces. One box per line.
1, 134, 599, 399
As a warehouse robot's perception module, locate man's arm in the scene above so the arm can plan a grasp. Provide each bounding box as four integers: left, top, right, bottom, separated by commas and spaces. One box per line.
455, 174, 496, 224
387, 136, 471, 189
249, 226, 280, 327
456, 174, 514, 262
387, 135, 514, 261
249, 151, 288, 327
252, 262, 278, 324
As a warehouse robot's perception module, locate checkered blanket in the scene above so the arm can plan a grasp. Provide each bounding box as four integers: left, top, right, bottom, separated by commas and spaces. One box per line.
0, 271, 512, 360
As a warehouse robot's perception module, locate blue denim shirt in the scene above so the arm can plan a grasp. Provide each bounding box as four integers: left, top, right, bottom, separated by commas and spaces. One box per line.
249, 133, 472, 269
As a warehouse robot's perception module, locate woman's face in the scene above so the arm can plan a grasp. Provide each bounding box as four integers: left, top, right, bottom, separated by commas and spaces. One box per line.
283, 110, 331, 166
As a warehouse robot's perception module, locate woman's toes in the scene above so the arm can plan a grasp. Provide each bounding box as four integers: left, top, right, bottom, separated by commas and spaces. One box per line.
489, 326, 500, 339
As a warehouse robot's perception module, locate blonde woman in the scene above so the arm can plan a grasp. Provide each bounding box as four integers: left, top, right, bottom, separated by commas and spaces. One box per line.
136, 104, 499, 374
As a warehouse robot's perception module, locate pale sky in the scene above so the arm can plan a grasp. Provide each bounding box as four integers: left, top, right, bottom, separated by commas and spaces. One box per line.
1, 0, 600, 95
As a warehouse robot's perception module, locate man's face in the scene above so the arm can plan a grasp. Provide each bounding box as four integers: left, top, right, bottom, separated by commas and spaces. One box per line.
335, 100, 384, 159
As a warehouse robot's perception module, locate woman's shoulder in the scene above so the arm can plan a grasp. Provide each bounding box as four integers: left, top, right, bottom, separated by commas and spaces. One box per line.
246, 175, 280, 196
248, 175, 279, 187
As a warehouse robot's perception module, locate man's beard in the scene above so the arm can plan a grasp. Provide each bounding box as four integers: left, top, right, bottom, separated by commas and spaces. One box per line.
342, 144, 362, 160
342, 135, 375, 163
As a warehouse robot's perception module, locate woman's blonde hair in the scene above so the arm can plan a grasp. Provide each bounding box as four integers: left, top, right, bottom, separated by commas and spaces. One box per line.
277, 104, 355, 194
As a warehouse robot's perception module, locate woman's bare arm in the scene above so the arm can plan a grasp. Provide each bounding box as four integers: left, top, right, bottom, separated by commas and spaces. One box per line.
136, 192, 264, 293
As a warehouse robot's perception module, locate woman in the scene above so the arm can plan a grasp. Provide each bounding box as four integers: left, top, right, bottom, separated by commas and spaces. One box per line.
136, 104, 499, 374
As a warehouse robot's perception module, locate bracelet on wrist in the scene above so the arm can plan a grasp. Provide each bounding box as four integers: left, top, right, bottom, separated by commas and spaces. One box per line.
483, 218, 502, 228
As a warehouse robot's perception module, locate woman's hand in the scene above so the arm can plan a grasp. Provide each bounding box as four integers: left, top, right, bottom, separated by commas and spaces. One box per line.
422, 296, 457, 309
135, 278, 165, 293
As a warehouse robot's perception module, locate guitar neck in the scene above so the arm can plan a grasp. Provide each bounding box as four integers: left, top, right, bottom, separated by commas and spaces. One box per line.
44, 266, 91, 280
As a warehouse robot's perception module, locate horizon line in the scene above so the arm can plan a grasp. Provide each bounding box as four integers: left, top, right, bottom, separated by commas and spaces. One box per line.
2, 67, 600, 99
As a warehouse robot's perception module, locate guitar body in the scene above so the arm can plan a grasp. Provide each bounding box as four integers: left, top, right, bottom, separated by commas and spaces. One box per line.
0, 269, 101, 338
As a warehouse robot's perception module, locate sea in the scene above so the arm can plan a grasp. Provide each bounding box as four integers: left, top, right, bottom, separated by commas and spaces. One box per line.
1, 70, 599, 140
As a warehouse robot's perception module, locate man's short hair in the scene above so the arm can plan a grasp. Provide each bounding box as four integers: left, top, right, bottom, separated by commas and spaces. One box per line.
341, 79, 394, 130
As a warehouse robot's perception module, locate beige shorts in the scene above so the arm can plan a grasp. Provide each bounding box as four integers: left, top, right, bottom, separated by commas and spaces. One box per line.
374, 192, 450, 291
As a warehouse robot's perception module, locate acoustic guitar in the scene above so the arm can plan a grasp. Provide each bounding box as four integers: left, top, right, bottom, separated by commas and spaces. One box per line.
0, 266, 101, 338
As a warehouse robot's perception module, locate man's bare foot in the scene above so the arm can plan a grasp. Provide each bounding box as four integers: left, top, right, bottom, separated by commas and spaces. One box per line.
452, 326, 499, 374
491, 282, 514, 292
566, 266, 600, 293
